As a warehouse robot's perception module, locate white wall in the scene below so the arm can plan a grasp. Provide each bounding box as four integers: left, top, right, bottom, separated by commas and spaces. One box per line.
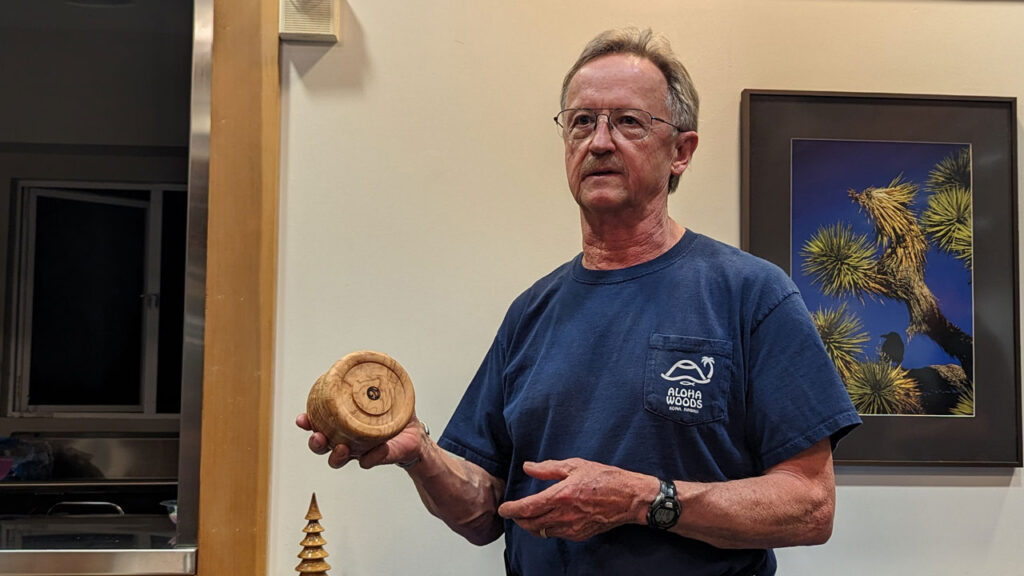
272, 2, 1024, 574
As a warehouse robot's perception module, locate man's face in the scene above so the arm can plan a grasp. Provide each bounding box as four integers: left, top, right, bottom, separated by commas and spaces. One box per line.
562, 54, 696, 216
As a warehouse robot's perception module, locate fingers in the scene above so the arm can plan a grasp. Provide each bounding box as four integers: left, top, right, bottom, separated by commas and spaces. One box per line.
298, 412, 330, 455
497, 507, 553, 540
299, 411, 353, 466
496, 500, 520, 519
522, 459, 575, 481
498, 460, 574, 519
298, 411, 414, 471
357, 442, 390, 469
327, 444, 354, 468
497, 491, 553, 520
307, 431, 330, 455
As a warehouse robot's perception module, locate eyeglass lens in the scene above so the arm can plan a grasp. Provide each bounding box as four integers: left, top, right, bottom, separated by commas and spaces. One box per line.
557, 109, 653, 141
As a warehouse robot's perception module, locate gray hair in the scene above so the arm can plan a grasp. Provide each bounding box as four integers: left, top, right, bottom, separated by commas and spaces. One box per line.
560, 28, 699, 193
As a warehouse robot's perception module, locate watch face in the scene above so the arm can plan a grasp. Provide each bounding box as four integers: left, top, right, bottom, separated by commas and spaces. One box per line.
654, 507, 677, 525
648, 480, 680, 529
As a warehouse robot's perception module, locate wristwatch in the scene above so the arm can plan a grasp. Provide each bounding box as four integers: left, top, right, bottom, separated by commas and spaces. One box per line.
646, 478, 680, 530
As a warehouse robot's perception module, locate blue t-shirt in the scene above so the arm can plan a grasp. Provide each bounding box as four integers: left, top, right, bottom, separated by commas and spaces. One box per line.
439, 231, 861, 576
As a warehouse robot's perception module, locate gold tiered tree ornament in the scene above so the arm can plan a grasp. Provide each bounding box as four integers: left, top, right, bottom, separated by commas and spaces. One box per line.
295, 493, 330, 576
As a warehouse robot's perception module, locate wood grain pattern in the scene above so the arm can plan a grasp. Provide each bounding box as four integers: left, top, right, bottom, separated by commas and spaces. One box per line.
197, 0, 278, 574
307, 351, 416, 454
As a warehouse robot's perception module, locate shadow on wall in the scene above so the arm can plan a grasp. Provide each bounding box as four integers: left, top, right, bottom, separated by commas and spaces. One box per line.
285, 0, 369, 90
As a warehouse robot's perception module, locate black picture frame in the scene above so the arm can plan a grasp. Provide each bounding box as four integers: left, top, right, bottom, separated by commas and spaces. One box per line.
741, 90, 1022, 466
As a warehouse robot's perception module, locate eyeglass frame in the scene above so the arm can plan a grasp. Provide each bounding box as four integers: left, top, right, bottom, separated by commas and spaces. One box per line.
553, 108, 688, 141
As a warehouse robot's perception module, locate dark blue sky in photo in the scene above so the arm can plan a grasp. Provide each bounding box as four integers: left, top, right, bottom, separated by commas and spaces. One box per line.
791, 139, 973, 370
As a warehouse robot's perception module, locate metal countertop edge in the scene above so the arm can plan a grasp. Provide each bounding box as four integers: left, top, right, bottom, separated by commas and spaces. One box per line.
0, 548, 197, 575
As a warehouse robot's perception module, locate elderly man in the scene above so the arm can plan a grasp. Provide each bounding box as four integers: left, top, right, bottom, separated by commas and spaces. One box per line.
298, 28, 860, 576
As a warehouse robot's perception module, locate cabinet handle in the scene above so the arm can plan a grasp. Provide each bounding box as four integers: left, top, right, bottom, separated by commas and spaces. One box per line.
46, 501, 126, 516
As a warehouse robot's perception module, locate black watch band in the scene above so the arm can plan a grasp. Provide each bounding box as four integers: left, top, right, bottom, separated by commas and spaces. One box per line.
646, 478, 681, 530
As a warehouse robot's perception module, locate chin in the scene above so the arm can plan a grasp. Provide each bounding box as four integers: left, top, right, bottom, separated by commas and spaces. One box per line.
580, 200, 633, 214
576, 187, 630, 212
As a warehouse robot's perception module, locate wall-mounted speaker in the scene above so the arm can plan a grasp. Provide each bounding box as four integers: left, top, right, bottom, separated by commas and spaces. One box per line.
280, 0, 341, 43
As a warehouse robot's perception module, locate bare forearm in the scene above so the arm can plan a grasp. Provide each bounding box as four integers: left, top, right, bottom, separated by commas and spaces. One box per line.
497, 443, 835, 548
670, 470, 834, 549
668, 441, 836, 549
406, 438, 505, 546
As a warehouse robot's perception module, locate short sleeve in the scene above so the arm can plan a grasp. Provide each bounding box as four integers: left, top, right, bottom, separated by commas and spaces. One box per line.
745, 292, 862, 470
438, 331, 514, 480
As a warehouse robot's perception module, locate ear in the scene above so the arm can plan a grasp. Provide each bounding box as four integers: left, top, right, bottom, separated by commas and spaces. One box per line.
670, 131, 699, 176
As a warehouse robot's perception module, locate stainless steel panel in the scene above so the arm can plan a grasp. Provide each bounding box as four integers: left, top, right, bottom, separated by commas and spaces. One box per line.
5, 436, 179, 482
0, 548, 196, 576
0, 515, 173, 548
176, 0, 212, 551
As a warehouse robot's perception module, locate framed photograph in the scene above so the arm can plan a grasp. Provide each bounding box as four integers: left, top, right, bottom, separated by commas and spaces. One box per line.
741, 90, 1022, 466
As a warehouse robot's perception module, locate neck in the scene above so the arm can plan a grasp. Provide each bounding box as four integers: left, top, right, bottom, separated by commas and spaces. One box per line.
579, 210, 685, 270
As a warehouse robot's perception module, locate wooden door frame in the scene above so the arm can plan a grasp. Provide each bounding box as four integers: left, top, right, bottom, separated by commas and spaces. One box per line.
197, 0, 279, 573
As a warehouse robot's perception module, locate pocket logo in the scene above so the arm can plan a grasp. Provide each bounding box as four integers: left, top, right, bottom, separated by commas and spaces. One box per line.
660, 356, 714, 385
660, 356, 714, 414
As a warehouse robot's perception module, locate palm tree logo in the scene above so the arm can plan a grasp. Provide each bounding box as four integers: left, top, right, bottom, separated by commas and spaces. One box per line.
660, 356, 715, 386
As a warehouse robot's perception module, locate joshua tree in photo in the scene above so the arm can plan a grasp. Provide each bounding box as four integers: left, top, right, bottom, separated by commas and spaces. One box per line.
845, 358, 923, 415
950, 383, 975, 416
922, 148, 973, 270
810, 303, 869, 381
800, 149, 975, 415
801, 168, 973, 381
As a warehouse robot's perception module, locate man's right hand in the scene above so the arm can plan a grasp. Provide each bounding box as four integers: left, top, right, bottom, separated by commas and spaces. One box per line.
298, 411, 506, 545
295, 412, 427, 470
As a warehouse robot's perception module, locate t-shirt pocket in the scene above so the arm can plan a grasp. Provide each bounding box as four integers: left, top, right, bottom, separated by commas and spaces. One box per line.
644, 333, 733, 426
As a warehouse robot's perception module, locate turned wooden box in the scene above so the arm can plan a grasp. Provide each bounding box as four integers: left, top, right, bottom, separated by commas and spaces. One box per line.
306, 351, 415, 455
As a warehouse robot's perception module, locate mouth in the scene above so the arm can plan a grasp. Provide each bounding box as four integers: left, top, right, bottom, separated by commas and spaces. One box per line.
584, 168, 621, 179
580, 155, 624, 180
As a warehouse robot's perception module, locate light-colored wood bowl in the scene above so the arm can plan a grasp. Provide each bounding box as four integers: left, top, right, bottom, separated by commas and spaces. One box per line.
306, 350, 415, 455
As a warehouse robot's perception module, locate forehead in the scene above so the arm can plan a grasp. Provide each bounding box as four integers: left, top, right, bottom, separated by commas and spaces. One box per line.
564, 54, 669, 113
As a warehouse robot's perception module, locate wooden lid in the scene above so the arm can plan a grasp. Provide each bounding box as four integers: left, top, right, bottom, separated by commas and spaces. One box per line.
306, 351, 415, 454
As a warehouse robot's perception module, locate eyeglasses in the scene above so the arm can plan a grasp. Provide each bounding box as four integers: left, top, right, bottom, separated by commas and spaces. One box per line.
553, 108, 685, 141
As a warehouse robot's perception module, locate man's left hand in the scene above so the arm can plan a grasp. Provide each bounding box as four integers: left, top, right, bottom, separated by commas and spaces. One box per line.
496, 458, 657, 541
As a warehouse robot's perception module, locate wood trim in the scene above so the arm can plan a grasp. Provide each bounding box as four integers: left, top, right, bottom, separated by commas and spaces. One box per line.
197, 0, 279, 573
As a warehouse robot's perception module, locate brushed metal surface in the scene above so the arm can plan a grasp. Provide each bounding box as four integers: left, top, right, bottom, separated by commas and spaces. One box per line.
0, 548, 196, 575
176, 0, 212, 552
3, 436, 180, 482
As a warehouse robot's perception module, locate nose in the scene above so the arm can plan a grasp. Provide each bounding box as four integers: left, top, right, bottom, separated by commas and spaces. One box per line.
587, 115, 615, 153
